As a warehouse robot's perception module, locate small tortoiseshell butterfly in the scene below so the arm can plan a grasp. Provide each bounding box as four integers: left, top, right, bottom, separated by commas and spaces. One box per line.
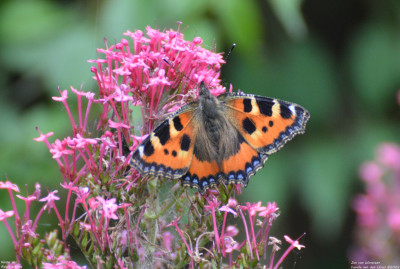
131, 82, 310, 194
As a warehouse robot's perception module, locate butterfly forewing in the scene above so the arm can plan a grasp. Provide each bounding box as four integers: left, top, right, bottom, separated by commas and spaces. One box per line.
219, 93, 310, 154
131, 107, 197, 179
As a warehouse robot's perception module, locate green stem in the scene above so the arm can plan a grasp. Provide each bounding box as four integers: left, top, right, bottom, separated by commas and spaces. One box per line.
146, 177, 159, 264
157, 186, 185, 217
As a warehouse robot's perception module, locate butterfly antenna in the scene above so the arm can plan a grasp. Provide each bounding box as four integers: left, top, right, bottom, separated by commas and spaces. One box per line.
225, 43, 236, 62
207, 43, 236, 88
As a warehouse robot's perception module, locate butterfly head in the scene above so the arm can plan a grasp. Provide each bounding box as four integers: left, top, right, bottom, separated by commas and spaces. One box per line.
198, 81, 221, 116
199, 81, 211, 98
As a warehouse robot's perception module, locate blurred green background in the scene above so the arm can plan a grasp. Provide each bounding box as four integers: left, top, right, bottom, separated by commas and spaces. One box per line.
1, 0, 399, 268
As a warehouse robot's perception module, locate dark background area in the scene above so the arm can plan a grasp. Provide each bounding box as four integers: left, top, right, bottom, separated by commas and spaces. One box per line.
1, 0, 399, 268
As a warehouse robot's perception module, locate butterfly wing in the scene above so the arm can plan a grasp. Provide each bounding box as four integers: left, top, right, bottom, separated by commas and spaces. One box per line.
220, 93, 310, 154
179, 129, 270, 194
130, 106, 197, 180
180, 156, 223, 194
220, 135, 269, 187
204, 93, 309, 188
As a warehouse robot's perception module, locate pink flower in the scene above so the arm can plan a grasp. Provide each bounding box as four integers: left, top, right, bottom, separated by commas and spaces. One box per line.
224, 225, 239, 237
16, 194, 37, 203
387, 209, 400, 231
162, 231, 174, 252
75, 187, 90, 203
0, 180, 20, 193
224, 235, 239, 253
359, 162, 383, 183
204, 197, 221, 212
33, 183, 41, 199
50, 139, 74, 158
352, 194, 377, 228
108, 119, 129, 129
365, 180, 386, 201
89, 25, 226, 133
6, 262, 22, 269
219, 205, 237, 216
99, 131, 117, 149
39, 191, 60, 215
284, 235, 305, 250
52, 89, 68, 102
39, 190, 60, 204
21, 220, 36, 238
259, 202, 279, 218
272, 234, 306, 269
33, 131, 54, 142
60, 182, 79, 192
377, 143, 400, 170
112, 85, 134, 102
42, 260, 87, 269
352, 142, 400, 263
96, 197, 119, 220
68, 134, 98, 148
79, 222, 92, 231
240, 202, 266, 217
88, 197, 99, 210
227, 198, 238, 208
0, 209, 14, 221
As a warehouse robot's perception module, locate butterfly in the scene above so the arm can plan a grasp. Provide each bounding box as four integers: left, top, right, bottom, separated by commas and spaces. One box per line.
130, 82, 310, 194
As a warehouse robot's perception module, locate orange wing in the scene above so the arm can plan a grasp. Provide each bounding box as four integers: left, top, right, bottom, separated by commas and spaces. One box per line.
130, 107, 196, 180
180, 155, 224, 194
220, 137, 268, 187
178, 93, 309, 194
220, 93, 310, 154
180, 134, 270, 194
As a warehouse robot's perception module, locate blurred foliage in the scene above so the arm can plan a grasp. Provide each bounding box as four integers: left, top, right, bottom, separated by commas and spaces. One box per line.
0, 0, 400, 268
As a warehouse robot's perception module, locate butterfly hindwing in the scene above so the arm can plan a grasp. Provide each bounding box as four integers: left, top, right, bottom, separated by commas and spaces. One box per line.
221, 135, 269, 186
181, 156, 223, 194
180, 134, 270, 195
220, 93, 310, 154
131, 107, 196, 179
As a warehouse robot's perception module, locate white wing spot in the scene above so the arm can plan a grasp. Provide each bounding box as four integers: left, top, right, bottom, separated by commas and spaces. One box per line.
289, 105, 296, 116
138, 145, 144, 157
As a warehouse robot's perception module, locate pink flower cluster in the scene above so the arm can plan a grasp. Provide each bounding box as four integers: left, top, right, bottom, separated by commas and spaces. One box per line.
0, 180, 86, 268
32, 23, 230, 193
351, 143, 400, 264
90, 23, 228, 134
166, 195, 304, 268
0, 24, 305, 268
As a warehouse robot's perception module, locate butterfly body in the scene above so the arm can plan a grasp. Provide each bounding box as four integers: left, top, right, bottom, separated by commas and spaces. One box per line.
194, 85, 243, 168
131, 82, 310, 194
